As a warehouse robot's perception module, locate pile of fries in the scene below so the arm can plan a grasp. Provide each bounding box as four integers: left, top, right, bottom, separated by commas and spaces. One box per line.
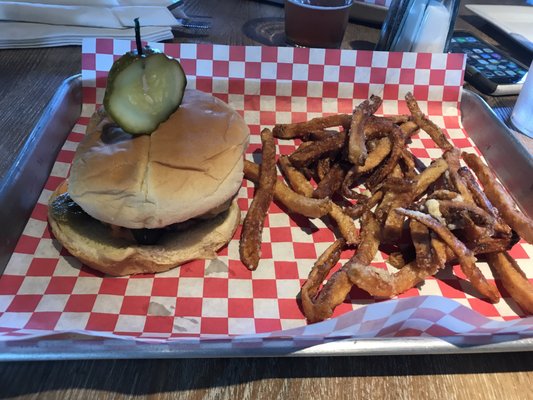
239, 93, 533, 323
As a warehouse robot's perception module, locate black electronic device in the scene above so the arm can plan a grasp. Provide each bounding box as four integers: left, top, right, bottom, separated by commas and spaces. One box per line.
450, 31, 529, 96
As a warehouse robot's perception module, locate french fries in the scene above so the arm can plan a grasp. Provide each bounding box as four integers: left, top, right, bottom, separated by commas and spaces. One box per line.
243, 160, 332, 219
462, 152, 533, 244
240, 92, 533, 323
410, 220, 433, 271
300, 239, 346, 323
278, 155, 314, 197
313, 163, 346, 199
396, 208, 501, 303
289, 130, 346, 168
348, 95, 382, 165
354, 137, 392, 174
273, 114, 351, 139
405, 92, 453, 151
239, 129, 277, 271
485, 252, 533, 314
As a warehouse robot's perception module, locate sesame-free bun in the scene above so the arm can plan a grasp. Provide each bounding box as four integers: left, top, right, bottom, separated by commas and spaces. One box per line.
69, 89, 249, 229
48, 181, 240, 276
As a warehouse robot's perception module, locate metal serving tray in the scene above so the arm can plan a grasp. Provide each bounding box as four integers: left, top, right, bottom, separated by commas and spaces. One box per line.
0, 75, 81, 275
0, 76, 531, 360
0, 332, 532, 361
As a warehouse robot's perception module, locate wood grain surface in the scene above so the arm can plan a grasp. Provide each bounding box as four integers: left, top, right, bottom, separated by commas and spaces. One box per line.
0, 46, 81, 181
0, 0, 532, 399
1, 352, 532, 399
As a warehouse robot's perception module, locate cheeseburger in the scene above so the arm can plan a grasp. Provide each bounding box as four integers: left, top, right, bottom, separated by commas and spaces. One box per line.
48, 38, 249, 276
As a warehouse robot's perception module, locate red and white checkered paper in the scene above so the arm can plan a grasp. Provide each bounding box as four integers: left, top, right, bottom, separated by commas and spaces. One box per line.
0, 39, 532, 346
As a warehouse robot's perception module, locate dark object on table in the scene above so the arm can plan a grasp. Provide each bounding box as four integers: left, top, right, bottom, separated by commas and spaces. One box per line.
450, 30, 529, 96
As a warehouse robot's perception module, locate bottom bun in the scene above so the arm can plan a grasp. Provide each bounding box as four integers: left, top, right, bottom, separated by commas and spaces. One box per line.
48, 181, 240, 276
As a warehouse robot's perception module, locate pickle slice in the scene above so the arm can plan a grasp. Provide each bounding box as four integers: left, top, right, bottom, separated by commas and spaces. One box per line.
103, 53, 187, 135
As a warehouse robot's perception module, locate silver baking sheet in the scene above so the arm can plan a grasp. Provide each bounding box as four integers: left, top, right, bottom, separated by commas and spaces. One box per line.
0, 334, 532, 361
0, 75, 81, 274
0, 75, 531, 360
460, 89, 533, 220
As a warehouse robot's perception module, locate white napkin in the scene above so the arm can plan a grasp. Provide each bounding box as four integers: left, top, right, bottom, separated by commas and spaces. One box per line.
0, 22, 173, 48
0, 1, 183, 49
113, 6, 180, 27
0, 3, 124, 28
0, 2, 179, 27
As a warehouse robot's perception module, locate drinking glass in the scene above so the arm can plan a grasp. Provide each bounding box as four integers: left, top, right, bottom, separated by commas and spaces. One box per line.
284, 0, 353, 49
511, 61, 533, 138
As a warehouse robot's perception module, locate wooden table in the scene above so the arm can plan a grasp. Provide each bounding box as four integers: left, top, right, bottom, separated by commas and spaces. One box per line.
0, 1, 532, 398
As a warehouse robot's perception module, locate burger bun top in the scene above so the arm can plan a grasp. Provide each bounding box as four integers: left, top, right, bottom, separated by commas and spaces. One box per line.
68, 89, 249, 229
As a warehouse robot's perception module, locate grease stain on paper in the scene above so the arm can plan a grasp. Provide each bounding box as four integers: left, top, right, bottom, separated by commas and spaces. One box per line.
205, 258, 228, 276
148, 302, 174, 316
173, 317, 200, 332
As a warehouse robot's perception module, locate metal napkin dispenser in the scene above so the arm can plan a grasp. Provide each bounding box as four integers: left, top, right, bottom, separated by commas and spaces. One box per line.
376, 0, 460, 52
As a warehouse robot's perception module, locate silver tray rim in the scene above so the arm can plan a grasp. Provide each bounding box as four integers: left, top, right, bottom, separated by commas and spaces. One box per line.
0, 75, 531, 360
1, 334, 532, 361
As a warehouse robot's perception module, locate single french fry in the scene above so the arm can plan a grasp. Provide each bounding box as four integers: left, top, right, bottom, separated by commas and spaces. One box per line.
239, 129, 277, 270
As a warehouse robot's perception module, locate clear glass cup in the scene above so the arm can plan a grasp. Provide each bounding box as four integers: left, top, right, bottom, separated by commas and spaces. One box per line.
511, 61, 533, 138
284, 0, 353, 49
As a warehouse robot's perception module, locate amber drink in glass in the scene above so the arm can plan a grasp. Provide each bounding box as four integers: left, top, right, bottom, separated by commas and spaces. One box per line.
284, 0, 353, 48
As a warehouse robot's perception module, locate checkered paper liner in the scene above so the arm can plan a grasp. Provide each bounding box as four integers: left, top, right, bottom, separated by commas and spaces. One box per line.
0, 39, 532, 346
